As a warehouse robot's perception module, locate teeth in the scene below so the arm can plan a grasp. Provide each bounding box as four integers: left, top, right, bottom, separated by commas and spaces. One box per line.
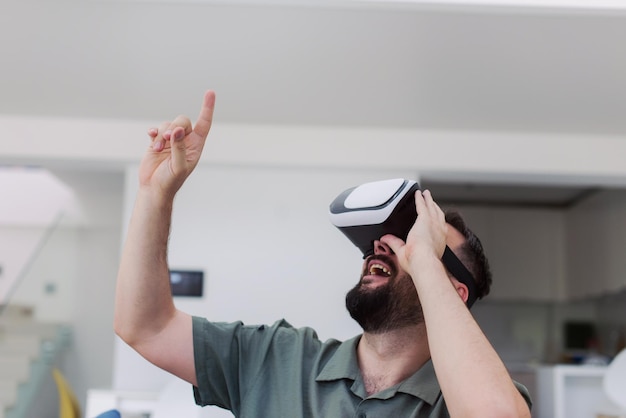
369, 263, 391, 277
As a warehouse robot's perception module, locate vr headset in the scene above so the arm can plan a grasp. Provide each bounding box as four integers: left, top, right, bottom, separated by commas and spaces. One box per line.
329, 178, 478, 307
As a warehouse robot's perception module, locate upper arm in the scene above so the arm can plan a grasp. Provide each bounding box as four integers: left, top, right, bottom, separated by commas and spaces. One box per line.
133, 310, 197, 386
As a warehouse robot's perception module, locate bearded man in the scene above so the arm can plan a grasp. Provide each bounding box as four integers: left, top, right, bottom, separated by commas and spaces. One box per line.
114, 90, 532, 418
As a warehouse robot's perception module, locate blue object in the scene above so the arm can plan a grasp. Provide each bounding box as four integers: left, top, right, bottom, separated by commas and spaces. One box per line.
93, 410, 121, 418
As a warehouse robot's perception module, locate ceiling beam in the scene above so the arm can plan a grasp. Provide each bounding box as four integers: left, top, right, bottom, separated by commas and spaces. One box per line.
2, 114, 626, 188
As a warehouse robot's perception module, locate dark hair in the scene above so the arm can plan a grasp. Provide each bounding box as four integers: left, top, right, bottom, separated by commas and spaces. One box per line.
444, 209, 492, 300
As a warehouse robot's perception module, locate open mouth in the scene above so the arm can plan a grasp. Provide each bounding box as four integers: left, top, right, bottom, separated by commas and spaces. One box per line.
368, 262, 392, 277
361, 258, 394, 286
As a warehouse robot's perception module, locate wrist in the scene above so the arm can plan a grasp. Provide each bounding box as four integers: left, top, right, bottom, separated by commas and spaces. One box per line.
408, 243, 444, 268
136, 185, 176, 211
408, 250, 447, 285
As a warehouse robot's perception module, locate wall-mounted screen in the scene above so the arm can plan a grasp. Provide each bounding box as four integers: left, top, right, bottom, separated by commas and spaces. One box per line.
169, 269, 204, 297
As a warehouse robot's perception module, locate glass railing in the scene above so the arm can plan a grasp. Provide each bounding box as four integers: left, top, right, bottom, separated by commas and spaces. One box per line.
1, 212, 65, 314
0, 211, 76, 418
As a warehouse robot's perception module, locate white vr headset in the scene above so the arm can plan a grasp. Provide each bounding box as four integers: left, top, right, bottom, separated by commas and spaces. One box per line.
329, 178, 478, 307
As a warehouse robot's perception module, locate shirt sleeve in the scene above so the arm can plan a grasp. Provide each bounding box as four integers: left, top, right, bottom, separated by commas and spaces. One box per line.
513, 380, 533, 412
191, 316, 297, 414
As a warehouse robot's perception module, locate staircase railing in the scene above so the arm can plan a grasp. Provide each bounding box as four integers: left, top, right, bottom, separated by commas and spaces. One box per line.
3, 324, 72, 418
0, 212, 65, 313
0, 211, 75, 418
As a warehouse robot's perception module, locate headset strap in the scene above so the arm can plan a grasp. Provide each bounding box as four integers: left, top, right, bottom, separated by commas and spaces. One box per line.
442, 246, 478, 308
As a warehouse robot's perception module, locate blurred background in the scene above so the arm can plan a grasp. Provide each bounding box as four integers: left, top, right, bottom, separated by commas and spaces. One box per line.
1, 0, 626, 417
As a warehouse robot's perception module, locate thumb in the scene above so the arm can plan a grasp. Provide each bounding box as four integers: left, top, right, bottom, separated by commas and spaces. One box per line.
169, 127, 188, 173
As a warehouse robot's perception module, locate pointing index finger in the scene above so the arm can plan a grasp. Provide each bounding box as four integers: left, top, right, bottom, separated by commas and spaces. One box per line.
193, 90, 216, 139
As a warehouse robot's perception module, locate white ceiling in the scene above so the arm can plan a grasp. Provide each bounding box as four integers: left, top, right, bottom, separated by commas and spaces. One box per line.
1, 0, 625, 205
2, 0, 625, 135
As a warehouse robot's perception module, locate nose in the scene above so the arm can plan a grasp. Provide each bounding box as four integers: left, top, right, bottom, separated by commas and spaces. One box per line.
373, 239, 392, 255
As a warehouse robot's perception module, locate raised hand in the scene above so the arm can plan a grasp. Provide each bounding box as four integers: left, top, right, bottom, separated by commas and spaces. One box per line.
381, 190, 448, 274
139, 90, 216, 200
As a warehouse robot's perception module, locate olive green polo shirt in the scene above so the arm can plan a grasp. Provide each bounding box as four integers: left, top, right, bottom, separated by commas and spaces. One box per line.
192, 317, 531, 418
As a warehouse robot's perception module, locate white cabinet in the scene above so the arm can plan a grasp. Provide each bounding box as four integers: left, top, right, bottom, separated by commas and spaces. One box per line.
566, 190, 626, 300
536, 365, 624, 418
452, 190, 626, 302
455, 205, 565, 301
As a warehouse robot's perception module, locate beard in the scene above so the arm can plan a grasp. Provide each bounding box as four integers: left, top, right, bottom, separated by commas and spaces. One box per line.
345, 255, 424, 334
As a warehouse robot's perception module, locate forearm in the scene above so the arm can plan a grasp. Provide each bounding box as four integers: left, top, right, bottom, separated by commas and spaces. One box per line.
114, 187, 177, 346
413, 258, 530, 418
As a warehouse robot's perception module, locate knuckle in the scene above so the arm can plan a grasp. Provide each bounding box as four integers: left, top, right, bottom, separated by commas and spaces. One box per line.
174, 115, 192, 126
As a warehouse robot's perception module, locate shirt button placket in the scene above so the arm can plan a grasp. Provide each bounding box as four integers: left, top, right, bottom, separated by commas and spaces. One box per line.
354, 406, 367, 418
354, 398, 368, 418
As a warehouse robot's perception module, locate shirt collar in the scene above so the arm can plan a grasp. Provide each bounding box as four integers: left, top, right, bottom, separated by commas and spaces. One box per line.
316, 335, 362, 382
316, 335, 441, 405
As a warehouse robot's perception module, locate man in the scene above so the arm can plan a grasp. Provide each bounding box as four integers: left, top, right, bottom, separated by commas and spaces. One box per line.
115, 90, 532, 417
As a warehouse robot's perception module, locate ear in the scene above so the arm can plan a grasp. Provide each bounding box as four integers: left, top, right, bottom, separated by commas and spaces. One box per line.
451, 279, 469, 304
